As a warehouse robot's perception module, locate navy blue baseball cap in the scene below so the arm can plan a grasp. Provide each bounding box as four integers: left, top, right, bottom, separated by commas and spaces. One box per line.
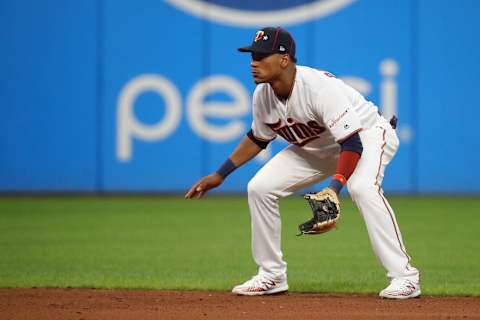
238, 27, 296, 61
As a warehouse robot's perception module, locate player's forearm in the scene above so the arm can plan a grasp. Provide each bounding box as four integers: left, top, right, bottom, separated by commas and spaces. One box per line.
215, 136, 263, 180
328, 132, 363, 194
229, 136, 263, 167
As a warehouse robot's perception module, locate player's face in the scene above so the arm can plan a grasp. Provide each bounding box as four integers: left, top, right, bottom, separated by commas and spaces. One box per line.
250, 52, 284, 84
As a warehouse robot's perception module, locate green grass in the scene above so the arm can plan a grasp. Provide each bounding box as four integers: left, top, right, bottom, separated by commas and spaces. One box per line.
0, 195, 479, 295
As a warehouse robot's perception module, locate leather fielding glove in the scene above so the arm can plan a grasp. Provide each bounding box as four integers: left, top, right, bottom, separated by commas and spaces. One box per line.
298, 187, 341, 236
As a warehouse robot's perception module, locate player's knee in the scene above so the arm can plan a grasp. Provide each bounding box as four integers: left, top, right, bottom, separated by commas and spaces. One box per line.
247, 177, 273, 200
348, 179, 376, 200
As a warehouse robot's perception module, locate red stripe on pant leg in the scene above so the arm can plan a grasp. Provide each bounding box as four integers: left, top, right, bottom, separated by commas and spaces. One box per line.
375, 128, 411, 269
377, 188, 412, 266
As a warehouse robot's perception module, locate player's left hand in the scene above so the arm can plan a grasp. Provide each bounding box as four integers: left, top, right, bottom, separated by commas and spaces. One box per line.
297, 187, 341, 235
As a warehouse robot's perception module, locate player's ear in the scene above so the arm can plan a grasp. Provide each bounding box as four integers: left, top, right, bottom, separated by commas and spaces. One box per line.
280, 54, 290, 68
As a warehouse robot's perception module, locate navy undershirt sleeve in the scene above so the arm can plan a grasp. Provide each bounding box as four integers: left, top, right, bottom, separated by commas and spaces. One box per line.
246, 129, 271, 149
340, 132, 363, 155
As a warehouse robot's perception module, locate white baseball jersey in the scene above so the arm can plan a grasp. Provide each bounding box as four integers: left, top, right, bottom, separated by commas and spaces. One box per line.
251, 66, 381, 156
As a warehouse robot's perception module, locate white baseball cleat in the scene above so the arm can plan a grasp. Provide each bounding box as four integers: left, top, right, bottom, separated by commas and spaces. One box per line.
232, 274, 288, 296
379, 278, 421, 299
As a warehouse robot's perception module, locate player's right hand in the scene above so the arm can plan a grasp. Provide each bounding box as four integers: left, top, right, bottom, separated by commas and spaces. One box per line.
185, 173, 224, 199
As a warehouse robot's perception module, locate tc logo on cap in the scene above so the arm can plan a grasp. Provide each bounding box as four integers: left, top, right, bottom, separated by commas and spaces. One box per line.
254, 31, 265, 42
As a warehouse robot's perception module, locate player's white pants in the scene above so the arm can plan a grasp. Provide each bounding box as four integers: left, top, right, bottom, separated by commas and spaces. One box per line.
247, 119, 419, 282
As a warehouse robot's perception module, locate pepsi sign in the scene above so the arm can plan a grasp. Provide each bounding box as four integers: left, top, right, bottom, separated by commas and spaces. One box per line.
165, 0, 356, 26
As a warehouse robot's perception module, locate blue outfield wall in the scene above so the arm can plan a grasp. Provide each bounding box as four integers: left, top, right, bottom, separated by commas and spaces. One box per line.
0, 0, 479, 193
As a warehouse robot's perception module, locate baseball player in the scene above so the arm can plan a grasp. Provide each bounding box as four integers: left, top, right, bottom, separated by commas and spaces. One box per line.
185, 27, 420, 299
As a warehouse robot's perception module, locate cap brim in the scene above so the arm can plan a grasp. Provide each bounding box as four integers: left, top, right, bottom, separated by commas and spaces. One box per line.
238, 45, 254, 52
237, 46, 274, 54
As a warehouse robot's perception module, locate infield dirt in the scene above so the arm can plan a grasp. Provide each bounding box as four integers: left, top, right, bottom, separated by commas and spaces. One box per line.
1, 289, 479, 320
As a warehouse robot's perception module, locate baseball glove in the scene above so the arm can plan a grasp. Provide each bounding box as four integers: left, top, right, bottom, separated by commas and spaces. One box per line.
297, 187, 341, 236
